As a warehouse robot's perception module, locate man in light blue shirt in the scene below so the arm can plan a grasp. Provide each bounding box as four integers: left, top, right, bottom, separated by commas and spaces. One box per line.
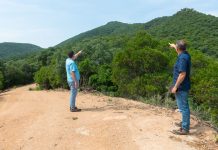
66, 50, 82, 112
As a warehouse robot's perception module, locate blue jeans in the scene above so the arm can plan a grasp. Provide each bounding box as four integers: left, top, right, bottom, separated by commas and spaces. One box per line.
68, 81, 78, 109
175, 91, 190, 131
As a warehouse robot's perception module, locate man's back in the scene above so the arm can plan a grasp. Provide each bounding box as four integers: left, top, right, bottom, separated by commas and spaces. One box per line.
173, 51, 191, 91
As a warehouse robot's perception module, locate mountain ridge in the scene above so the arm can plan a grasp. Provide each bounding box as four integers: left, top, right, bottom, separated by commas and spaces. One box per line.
57, 8, 218, 57
56, 21, 145, 47
0, 42, 42, 59
145, 8, 218, 56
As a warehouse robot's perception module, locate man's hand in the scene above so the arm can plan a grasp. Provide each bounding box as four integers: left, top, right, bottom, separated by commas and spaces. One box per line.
169, 43, 177, 50
172, 72, 186, 94
73, 50, 83, 60
171, 86, 178, 94
78, 50, 82, 54
74, 81, 79, 89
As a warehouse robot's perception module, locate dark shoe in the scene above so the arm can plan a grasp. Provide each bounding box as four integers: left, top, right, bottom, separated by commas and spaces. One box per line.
172, 128, 189, 135
70, 107, 78, 111
70, 107, 81, 112
175, 122, 182, 127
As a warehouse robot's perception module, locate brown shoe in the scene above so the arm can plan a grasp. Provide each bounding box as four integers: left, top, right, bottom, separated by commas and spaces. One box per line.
172, 128, 189, 135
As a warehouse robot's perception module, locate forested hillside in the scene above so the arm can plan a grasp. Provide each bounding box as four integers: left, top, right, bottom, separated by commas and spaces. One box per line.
0, 8, 217, 128
0, 42, 42, 59
59, 8, 218, 57
145, 8, 218, 57
57, 21, 144, 48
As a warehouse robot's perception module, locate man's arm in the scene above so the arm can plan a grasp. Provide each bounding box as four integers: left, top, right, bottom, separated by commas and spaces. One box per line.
71, 71, 79, 89
169, 43, 177, 50
73, 50, 82, 60
171, 72, 186, 93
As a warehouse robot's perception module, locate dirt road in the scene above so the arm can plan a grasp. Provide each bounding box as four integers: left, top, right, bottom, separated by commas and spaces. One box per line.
0, 85, 217, 150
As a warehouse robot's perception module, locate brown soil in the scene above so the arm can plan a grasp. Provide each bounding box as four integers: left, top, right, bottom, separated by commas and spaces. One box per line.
0, 84, 217, 150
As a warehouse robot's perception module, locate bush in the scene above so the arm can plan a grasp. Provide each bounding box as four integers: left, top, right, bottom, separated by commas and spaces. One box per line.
89, 65, 117, 92
0, 71, 4, 90
34, 66, 52, 89
79, 59, 95, 86
112, 47, 169, 98
191, 59, 218, 127
3, 65, 25, 88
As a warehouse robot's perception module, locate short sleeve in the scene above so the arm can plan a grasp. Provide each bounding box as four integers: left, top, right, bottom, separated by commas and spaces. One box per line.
178, 57, 188, 73
70, 63, 76, 72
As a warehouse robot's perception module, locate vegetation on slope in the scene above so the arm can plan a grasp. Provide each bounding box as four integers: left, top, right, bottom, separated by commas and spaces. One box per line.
0, 42, 42, 59
145, 8, 218, 57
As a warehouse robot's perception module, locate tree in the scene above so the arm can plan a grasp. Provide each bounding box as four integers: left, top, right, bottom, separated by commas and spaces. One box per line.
79, 59, 95, 86
112, 46, 169, 98
3, 65, 25, 88
89, 64, 117, 92
34, 66, 52, 89
0, 71, 4, 90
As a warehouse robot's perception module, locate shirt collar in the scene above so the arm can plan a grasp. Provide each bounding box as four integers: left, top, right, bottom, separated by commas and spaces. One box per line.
178, 51, 187, 57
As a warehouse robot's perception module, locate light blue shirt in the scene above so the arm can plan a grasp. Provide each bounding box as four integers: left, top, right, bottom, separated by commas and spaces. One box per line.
66, 58, 80, 82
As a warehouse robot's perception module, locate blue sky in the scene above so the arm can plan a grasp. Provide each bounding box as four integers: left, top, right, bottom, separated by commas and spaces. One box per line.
0, 0, 217, 48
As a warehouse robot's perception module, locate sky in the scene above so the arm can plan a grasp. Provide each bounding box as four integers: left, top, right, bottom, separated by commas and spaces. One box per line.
0, 0, 217, 48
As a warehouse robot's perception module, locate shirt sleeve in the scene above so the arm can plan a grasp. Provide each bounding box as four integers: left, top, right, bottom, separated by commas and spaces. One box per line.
178, 57, 188, 73
70, 63, 76, 72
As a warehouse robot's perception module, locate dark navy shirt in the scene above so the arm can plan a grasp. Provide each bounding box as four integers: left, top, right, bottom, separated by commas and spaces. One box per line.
173, 51, 191, 91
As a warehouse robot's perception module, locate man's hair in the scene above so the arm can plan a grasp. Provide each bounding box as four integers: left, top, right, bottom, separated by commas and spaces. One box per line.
176, 40, 187, 51
68, 51, 74, 58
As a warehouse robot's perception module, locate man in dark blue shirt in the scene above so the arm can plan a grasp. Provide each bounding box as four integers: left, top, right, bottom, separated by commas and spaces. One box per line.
169, 40, 191, 135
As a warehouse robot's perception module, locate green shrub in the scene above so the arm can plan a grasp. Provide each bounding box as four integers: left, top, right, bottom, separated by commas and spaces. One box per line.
89, 65, 117, 92
79, 58, 95, 86
34, 66, 52, 89
0, 71, 4, 90
112, 47, 169, 98
3, 65, 25, 88
191, 61, 218, 126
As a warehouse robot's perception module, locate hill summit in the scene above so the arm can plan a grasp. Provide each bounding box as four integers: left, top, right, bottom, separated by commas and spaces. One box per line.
0, 42, 42, 59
